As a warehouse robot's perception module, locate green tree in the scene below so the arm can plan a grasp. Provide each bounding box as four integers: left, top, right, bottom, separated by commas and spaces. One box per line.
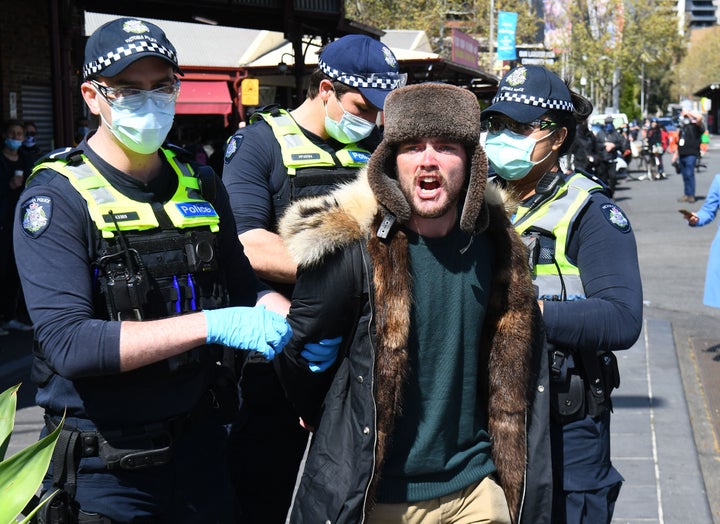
564, 0, 683, 116
675, 26, 720, 102
346, 0, 542, 54
346, 0, 685, 114
345, 0, 446, 38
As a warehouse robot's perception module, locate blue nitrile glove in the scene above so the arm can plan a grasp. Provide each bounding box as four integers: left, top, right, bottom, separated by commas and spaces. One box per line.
204, 306, 292, 360
301, 336, 343, 373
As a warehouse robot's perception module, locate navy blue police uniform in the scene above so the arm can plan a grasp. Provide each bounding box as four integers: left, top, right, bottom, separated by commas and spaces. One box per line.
510, 172, 643, 524
221, 33, 402, 521
14, 137, 265, 522
222, 108, 372, 523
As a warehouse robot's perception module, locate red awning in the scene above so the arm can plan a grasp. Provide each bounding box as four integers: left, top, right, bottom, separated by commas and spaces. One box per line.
176, 81, 232, 115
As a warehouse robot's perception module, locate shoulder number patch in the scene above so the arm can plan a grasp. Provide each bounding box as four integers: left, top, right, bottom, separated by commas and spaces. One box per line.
600, 202, 631, 233
21, 195, 53, 238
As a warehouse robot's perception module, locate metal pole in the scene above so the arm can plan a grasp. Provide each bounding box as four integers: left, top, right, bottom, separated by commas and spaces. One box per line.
612, 67, 620, 112
640, 62, 645, 117
488, 0, 494, 72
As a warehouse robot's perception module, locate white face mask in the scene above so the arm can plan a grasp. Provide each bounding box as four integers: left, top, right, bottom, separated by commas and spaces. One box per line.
324, 92, 375, 144
101, 97, 175, 155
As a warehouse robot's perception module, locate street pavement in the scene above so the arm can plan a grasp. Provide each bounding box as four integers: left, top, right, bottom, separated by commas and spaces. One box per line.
2, 137, 720, 523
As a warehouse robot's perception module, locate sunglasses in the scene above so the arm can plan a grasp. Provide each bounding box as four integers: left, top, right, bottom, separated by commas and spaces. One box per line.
483, 117, 558, 136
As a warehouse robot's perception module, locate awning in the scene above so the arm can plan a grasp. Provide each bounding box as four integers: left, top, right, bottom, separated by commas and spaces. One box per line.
694, 83, 720, 98
176, 81, 232, 115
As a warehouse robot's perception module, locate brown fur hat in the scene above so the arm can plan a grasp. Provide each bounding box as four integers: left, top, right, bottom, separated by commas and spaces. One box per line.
367, 82, 489, 234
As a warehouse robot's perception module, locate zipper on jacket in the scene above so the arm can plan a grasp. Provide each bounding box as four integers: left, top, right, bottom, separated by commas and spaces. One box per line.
360, 246, 376, 524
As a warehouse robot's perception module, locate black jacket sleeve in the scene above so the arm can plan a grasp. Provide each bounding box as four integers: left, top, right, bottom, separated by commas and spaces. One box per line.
275, 243, 365, 425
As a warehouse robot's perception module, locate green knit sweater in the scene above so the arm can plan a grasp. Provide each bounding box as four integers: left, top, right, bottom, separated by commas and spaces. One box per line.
376, 226, 497, 503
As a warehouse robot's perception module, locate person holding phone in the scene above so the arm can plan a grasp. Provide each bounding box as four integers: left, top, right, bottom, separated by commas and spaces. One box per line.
672, 108, 705, 203
680, 173, 720, 308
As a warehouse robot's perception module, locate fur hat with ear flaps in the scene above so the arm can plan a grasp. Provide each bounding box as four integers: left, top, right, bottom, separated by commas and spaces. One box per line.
367, 82, 489, 234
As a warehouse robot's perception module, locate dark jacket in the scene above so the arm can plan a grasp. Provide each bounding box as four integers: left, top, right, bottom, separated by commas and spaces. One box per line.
678, 120, 704, 156
276, 171, 551, 524
568, 123, 598, 173
595, 125, 627, 162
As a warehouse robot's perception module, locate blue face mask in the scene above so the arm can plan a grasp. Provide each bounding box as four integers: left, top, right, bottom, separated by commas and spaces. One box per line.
101, 97, 175, 155
485, 129, 556, 181
4, 138, 22, 152
324, 93, 376, 144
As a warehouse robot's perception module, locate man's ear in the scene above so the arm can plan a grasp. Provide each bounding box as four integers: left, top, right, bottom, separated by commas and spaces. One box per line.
80, 82, 102, 116
318, 79, 334, 104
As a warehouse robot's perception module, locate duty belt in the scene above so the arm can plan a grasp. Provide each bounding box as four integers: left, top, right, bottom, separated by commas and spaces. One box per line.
45, 415, 192, 470
44, 399, 212, 470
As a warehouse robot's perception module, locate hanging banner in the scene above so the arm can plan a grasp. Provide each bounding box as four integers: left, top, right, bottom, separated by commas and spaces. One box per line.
451, 28, 480, 69
497, 11, 518, 61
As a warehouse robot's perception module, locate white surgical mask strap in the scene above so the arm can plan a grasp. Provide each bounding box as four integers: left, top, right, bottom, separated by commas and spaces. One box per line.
324, 89, 338, 121
531, 128, 558, 166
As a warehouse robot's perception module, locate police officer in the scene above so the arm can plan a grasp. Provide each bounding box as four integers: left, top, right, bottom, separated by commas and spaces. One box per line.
13, 18, 291, 522
221, 34, 405, 523
593, 116, 626, 198
481, 65, 643, 524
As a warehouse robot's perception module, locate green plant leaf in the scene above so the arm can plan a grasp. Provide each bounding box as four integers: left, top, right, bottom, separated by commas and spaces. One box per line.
17, 488, 60, 524
0, 415, 63, 524
0, 384, 20, 461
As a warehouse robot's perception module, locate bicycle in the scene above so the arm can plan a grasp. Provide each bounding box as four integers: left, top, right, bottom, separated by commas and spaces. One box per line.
635, 143, 668, 181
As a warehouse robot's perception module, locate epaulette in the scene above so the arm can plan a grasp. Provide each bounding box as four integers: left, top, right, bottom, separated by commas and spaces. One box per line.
576, 169, 612, 197
250, 104, 282, 123
35, 146, 85, 167
256, 104, 281, 115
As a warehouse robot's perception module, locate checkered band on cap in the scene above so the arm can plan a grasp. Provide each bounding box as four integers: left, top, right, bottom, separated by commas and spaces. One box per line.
492, 91, 574, 112
318, 59, 404, 90
83, 40, 178, 79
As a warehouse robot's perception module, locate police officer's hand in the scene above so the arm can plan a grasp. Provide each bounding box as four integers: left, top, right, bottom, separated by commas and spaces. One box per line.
204, 306, 292, 360
301, 336, 343, 372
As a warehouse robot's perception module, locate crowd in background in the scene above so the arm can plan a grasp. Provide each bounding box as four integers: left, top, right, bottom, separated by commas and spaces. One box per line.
565, 109, 709, 201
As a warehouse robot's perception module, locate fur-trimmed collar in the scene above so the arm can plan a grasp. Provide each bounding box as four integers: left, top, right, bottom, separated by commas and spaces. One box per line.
279, 168, 506, 269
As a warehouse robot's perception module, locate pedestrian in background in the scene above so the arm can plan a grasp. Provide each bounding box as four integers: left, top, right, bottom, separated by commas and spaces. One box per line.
221, 34, 405, 523
646, 118, 667, 180
276, 82, 551, 524
13, 17, 291, 522
681, 173, 720, 308
1, 119, 34, 335
481, 64, 643, 524
21, 121, 43, 162
673, 108, 705, 202
566, 117, 598, 175
593, 116, 626, 197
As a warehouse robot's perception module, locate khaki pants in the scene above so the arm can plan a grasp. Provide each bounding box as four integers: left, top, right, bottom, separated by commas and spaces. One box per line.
366, 475, 511, 524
